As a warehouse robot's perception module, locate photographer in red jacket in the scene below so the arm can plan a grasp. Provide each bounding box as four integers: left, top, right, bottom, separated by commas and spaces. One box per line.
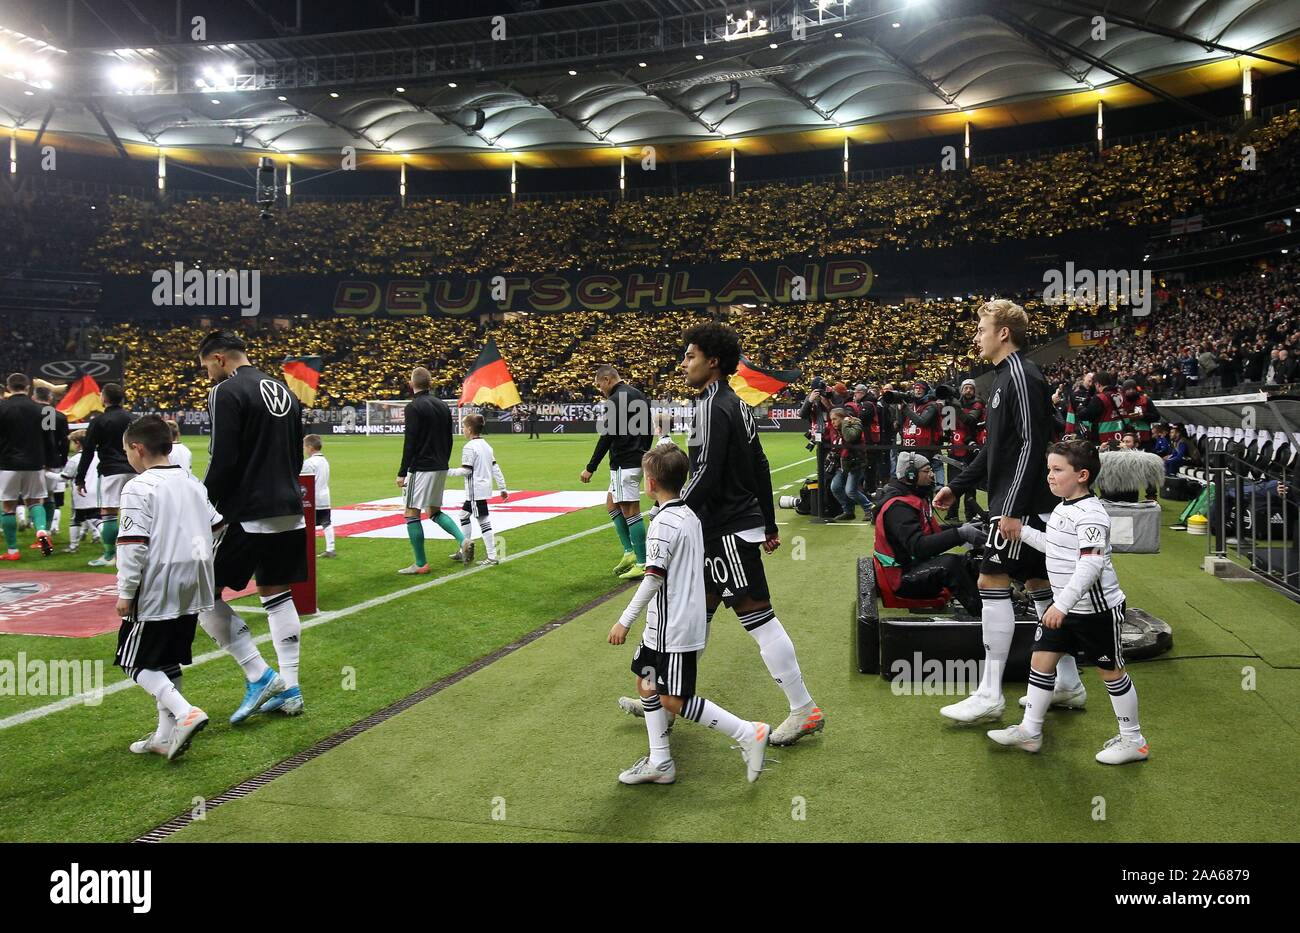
945, 379, 986, 523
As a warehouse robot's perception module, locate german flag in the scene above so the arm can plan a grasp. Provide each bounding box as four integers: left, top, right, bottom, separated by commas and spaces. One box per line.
55, 374, 104, 421
283, 356, 323, 406
730, 356, 800, 407
460, 338, 522, 409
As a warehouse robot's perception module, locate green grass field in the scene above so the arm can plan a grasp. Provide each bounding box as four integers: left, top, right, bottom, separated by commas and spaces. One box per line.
1, 433, 1297, 842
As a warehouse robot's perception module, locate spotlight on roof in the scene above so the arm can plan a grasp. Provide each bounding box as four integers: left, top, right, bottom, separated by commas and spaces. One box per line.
695, 53, 704, 60
448, 81, 458, 88
568, 69, 577, 76
395, 86, 405, 92
329, 91, 339, 98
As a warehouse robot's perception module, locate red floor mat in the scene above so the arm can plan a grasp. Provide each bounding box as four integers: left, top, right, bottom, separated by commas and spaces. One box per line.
0, 571, 124, 638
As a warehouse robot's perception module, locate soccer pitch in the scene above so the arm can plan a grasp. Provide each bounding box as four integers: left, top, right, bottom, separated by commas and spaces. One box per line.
1, 433, 1297, 842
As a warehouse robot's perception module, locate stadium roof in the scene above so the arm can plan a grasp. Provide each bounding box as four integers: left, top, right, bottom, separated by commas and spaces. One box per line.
4, 0, 1299, 170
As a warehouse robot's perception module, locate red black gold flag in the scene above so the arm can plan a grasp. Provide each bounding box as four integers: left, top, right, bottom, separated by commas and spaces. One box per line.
55, 374, 104, 421
730, 356, 800, 406
460, 338, 522, 408
283, 356, 323, 406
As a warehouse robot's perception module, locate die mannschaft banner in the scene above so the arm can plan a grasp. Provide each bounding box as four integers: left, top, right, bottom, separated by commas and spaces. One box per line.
98, 257, 874, 318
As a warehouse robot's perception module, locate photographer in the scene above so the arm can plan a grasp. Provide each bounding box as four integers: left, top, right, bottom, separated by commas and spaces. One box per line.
872, 453, 983, 615
800, 378, 833, 517
1119, 378, 1158, 450
828, 408, 874, 522
945, 379, 985, 522
849, 384, 888, 492
895, 380, 946, 485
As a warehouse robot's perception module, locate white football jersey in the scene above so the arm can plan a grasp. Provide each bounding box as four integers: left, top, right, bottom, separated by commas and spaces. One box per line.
1045, 494, 1126, 614
116, 466, 225, 622
300, 452, 331, 508
63, 452, 98, 510
642, 500, 707, 652
457, 438, 506, 500
168, 443, 193, 476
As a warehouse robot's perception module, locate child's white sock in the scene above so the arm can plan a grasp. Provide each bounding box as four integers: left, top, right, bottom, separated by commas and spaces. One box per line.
682, 696, 756, 743
640, 694, 672, 766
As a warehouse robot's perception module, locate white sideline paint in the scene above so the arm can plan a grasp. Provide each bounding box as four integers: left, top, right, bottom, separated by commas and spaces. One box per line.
0, 454, 814, 731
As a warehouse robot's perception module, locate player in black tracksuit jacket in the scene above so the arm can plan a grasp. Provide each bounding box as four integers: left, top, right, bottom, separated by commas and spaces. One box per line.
398, 389, 454, 477
74, 403, 136, 494
934, 304, 1080, 722
0, 387, 58, 553
942, 351, 1057, 538
197, 331, 307, 720
677, 322, 823, 746
583, 372, 652, 576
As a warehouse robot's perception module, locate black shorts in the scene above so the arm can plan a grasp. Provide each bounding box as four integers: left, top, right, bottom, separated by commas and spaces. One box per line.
214, 522, 309, 592
314, 508, 332, 528
460, 499, 490, 518
703, 533, 770, 608
51, 490, 65, 507
630, 643, 699, 699
980, 513, 1049, 582
73, 508, 98, 524
115, 614, 198, 675
1033, 602, 1127, 671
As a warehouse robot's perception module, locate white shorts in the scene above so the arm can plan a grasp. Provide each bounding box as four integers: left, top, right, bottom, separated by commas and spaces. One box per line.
96, 473, 134, 509
404, 470, 449, 512
608, 466, 643, 504
0, 470, 48, 502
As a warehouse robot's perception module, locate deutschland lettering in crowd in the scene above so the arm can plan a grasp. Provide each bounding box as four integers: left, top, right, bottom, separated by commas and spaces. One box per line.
100, 258, 875, 317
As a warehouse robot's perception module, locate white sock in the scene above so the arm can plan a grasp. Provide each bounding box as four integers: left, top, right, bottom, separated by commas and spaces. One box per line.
683, 696, 756, 742
323, 525, 335, 551
746, 614, 813, 711
134, 668, 192, 719
480, 516, 496, 560
199, 600, 270, 682
262, 591, 302, 689
155, 672, 182, 741
50, 508, 60, 533
1105, 672, 1143, 740
155, 697, 176, 742
976, 588, 1015, 699
1021, 667, 1055, 737
69, 525, 81, 548
1055, 654, 1083, 691
641, 694, 672, 766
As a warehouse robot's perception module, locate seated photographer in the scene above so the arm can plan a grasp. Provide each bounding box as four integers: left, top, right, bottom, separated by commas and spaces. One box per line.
872, 452, 985, 615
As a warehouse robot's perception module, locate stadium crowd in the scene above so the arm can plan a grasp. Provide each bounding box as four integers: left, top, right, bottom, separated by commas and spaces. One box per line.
1045, 256, 1300, 395
2, 110, 1295, 277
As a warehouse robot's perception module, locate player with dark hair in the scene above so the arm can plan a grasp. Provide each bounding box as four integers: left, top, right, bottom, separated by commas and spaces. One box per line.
675, 321, 824, 747
74, 381, 136, 567
196, 330, 307, 722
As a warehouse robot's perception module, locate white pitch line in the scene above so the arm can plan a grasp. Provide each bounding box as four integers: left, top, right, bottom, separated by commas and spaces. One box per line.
0, 451, 814, 731
0, 523, 609, 731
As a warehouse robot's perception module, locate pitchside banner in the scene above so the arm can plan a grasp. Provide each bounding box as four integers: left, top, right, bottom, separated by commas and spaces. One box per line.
100, 257, 873, 318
